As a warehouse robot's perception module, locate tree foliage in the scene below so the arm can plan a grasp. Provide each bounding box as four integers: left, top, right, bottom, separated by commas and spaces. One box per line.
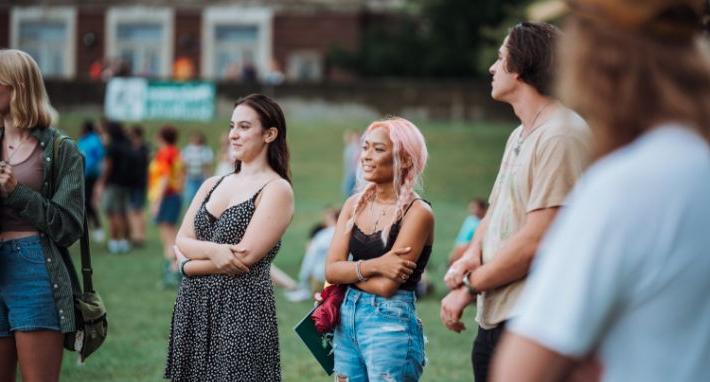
330, 0, 530, 78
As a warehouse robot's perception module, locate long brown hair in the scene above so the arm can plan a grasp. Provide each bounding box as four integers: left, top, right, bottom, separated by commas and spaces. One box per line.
233, 94, 291, 183
557, 15, 710, 160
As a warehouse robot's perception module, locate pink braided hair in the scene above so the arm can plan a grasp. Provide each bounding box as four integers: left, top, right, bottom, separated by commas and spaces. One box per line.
346, 117, 428, 243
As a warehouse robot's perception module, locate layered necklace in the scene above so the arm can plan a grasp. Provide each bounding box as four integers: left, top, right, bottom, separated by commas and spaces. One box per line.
369, 198, 396, 233
513, 102, 553, 156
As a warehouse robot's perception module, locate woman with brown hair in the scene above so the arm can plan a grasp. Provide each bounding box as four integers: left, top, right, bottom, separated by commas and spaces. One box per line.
0, 49, 84, 381
165, 94, 294, 381
492, 1, 710, 381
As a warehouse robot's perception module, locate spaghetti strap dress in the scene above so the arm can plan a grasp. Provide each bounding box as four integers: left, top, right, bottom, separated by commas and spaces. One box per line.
165, 176, 281, 381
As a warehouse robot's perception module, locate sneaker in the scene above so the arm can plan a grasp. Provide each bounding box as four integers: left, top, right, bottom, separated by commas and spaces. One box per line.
107, 240, 116, 254
161, 260, 182, 289
118, 240, 131, 253
92, 229, 105, 243
285, 288, 312, 302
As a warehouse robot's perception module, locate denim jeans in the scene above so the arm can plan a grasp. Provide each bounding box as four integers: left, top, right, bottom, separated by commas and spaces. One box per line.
0, 236, 61, 337
184, 175, 205, 207
333, 287, 426, 382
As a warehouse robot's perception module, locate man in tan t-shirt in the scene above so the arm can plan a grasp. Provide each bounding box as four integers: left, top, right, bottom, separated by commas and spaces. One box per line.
440, 22, 591, 382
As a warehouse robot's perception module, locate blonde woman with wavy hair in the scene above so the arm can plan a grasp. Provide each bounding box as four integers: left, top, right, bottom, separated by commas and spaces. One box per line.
325, 117, 433, 381
0, 49, 85, 381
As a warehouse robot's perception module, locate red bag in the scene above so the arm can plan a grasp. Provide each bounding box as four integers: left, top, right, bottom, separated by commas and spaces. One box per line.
311, 284, 347, 334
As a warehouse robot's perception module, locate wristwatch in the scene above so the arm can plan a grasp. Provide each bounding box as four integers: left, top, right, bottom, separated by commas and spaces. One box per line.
462, 271, 479, 295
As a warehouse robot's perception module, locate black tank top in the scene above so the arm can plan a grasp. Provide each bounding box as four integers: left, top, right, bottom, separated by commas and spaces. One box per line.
349, 199, 432, 291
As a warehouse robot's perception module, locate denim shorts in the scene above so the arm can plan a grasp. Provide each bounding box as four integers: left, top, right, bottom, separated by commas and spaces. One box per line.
154, 194, 182, 225
0, 236, 61, 337
128, 186, 147, 210
333, 287, 426, 381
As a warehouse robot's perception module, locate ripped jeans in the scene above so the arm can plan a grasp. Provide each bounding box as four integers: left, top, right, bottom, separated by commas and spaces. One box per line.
333, 287, 426, 382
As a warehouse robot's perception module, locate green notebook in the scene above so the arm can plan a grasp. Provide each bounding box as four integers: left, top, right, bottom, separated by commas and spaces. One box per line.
293, 306, 334, 375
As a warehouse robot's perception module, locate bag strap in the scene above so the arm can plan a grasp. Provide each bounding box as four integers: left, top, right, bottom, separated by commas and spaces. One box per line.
52, 131, 94, 294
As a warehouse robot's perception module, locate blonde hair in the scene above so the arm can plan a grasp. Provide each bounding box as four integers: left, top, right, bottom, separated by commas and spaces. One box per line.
0, 49, 53, 129
347, 117, 428, 243
558, 16, 710, 159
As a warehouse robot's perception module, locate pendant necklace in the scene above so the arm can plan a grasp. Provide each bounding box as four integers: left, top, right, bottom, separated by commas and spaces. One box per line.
370, 199, 393, 232
1, 134, 31, 167
514, 102, 552, 156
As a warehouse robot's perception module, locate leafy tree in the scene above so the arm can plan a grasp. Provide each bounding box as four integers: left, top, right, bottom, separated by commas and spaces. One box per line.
329, 0, 530, 78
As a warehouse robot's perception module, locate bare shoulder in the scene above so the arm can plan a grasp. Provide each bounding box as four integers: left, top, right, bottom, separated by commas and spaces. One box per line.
199, 175, 223, 192
262, 177, 294, 202
340, 193, 361, 220
404, 199, 434, 225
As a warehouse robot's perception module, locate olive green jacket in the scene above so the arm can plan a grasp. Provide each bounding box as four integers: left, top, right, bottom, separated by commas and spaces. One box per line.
1, 126, 85, 333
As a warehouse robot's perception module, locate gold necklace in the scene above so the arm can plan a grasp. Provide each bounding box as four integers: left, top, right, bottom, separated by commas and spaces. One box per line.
514, 102, 552, 156
2, 134, 31, 165
370, 199, 394, 232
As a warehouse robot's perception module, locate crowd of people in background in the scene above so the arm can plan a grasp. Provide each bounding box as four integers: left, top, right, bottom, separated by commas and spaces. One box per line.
75, 119, 215, 288
1, 0, 708, 380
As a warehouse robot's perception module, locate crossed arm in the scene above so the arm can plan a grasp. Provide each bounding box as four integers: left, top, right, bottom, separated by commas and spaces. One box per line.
175, 176, 294, 276
325, 196, 434, 298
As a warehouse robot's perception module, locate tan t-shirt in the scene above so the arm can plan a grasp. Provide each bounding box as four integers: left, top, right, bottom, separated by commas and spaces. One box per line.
476, 105, 591, 329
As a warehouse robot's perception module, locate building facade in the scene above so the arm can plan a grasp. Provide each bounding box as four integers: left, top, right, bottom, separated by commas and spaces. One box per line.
0, 0, 391, 82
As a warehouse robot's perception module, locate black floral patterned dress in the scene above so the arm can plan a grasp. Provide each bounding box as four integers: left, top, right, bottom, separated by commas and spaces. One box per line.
165, 176, 281, 381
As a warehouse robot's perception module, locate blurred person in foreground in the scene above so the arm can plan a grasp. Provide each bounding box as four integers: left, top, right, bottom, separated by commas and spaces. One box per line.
127, 125, 150, 247
0, 49, 84, 382
440, 22, 592, 382
491, 1, 710, 381
77, 119, 106, 242
448, 198, 488, 266
148, 125, 184, 288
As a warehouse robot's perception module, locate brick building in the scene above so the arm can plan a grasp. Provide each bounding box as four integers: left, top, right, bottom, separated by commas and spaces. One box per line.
0, 0, 402, 81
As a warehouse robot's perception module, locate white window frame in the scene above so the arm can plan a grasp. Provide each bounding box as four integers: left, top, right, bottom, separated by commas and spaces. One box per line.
202, 6, 273, 80
106, 7, 174, 78
10, 6, 77, 79
287, 50, 324, 82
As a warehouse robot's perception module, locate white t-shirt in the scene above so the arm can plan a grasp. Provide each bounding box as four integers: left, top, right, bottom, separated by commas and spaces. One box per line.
510, 124, 710, 382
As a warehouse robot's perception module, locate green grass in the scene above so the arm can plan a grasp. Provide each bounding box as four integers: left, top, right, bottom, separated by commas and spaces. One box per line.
55, 111, 514, 381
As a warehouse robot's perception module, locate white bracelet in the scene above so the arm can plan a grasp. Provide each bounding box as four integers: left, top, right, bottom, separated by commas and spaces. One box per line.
355, 260, 368, 281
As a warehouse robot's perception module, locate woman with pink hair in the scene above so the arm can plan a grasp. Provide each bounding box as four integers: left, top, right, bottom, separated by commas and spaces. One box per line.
325, 117, 433, 381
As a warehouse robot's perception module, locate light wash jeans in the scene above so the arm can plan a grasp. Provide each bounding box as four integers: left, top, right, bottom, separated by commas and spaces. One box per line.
0, 236, 61, 336
333, 287, 426, 381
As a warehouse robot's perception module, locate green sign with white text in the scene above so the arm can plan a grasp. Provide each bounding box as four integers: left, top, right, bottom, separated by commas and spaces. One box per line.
105, 78, 215, 122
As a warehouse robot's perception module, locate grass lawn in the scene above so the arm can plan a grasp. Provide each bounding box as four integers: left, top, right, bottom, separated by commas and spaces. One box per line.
55, 110, 514, 381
